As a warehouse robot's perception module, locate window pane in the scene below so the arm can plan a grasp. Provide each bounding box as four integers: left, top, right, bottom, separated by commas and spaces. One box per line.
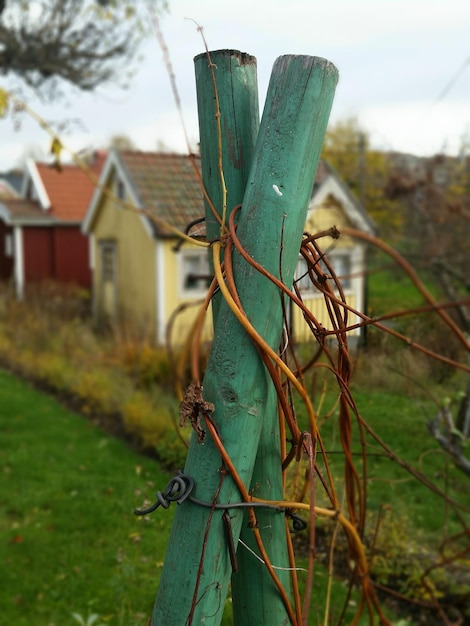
182, 253, 211, 291
330, 254, 351, 289
101, 244, 116, 282
115, 178, 125, 201
295, 252, 352, 292
294, 258, 312, 292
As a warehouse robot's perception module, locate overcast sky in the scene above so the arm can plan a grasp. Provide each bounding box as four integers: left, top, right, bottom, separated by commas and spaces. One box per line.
1, 0, 469, 170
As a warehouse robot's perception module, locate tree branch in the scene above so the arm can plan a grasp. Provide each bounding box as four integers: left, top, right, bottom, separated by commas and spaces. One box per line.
0, 0, 154, 95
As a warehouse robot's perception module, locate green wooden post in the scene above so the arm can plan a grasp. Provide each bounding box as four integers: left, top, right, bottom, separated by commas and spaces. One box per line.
194, 49, 292, 624
194, 49, 260, 322
152, 54, 338, 625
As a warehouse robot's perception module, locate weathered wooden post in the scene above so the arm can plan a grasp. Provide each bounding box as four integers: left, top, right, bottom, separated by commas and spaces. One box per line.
152, 54, 338, 625
194, 49, 260, 321
194, 49, 293, 624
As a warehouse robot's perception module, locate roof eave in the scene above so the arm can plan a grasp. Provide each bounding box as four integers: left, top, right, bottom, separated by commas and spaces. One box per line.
82, 149, 146, 235
24, 159, 52, 210
311, 173, 377, 236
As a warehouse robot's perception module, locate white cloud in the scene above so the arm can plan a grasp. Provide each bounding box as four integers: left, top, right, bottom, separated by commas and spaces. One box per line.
359, 100, 470, 155
0, 0, 468, 170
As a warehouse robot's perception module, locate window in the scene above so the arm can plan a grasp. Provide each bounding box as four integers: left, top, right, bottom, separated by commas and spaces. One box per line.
100, 242, 116, 282
99, 241, 117, 321
294, 257, 312, 292
114, 176, 126, 202
4, 234, 13, 257
181, 252, 212, 295
294, 251, 352, 293
328, 253, 352, 290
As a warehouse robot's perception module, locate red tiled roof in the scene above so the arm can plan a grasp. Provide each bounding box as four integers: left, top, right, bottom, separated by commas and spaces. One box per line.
36, 151, 106, 222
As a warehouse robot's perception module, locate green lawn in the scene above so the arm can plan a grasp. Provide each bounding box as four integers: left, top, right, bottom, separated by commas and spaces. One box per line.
0, 370, 403, 626
305, 381, 470, 536
0, 370, 172, 626
1, 365, 468, 625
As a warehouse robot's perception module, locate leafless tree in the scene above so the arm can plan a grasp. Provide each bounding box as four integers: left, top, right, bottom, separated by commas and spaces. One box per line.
0, 0, 163, 97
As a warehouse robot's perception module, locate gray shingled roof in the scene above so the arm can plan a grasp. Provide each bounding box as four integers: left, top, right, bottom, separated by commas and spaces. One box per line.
112, 151, 373, 238
117, 152, 204, 237
0, 199, 56, 225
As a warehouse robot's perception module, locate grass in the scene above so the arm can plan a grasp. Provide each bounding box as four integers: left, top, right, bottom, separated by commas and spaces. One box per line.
0, 283, 187, 469
290, 353, 470, 620
367, 250, 442, 317
0, 369, 174, 626
1, 368, 397, 626
312, 385, 469, 531
0, 277, 468, 623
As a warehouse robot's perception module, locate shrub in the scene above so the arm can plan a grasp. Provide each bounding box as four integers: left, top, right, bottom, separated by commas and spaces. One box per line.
119, 341, 174, 390
71, 367, 130, 415
122, 391, 172, 448
154, 428, 188, 470
367, 506, 448, 603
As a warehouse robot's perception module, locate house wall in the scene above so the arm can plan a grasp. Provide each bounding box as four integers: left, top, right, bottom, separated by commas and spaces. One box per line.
294, 196, 365, 341
87, 186, 368, 346
90, 196, 157, 336
291, 293, 359, 343
21, 226, 90, 288
158, 195, 365, 347
160, 240, 213, 346
53, 227, 91, 288
305, 196, 355, 247
23, 228, 54, 281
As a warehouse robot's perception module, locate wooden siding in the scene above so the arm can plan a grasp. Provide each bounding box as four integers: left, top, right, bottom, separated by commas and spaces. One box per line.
53, 227, 91, 287
85, 167, 369, 346
291, 292, 358, 343
161, 240, 213, 345
305, 195, 355, 248
23, 229, 53, 281
21, 227, 90, 288
90, 192, 157, 335
296, 194, 364, 340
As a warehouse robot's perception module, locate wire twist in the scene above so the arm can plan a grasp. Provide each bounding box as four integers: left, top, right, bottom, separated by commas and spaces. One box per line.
134, 473, 195, 515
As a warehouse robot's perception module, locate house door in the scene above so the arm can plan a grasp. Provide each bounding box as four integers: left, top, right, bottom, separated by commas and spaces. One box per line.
99, 241, 117, 322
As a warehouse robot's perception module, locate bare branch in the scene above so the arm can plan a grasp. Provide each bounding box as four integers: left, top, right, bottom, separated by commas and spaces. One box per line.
0, 0, 161, 96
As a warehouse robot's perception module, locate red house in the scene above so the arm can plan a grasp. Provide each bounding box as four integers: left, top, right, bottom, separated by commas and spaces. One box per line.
0, 153, 105, 297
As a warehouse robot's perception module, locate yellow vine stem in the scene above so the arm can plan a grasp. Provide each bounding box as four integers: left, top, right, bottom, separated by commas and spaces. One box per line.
209, 55, 228, 237
211, 241, 340, 510
186, 21, 228, 237
211, 241, 314, 429
255, 498, 369, 581
150, 14, 222, 228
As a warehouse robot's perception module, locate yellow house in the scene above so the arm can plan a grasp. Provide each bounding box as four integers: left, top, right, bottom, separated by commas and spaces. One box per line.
82, 150, 212, 345
82, 151, 375, 346
293, 160, 376, 343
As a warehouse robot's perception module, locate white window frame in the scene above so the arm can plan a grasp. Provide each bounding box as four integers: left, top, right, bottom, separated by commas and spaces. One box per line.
100, 240, 117, 283
294, 250, 353, 294
179, 249, 212, 298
